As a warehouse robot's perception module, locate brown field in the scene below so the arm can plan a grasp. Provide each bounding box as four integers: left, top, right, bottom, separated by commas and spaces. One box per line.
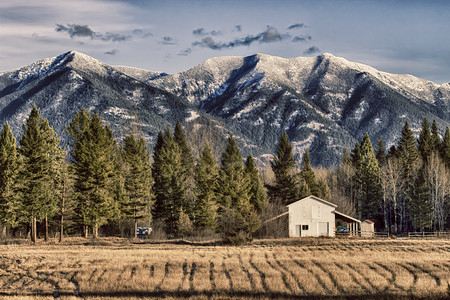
0, 237, 449, 299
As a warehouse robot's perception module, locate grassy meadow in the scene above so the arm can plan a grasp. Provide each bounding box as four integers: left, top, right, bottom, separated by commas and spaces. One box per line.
0, 237, 449, 299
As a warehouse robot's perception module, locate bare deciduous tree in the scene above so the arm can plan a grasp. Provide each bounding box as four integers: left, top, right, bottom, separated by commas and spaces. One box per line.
380, 158, 403, 233
426, 152, 450, 231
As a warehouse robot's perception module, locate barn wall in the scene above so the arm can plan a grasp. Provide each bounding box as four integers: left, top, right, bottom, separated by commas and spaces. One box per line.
288, 197, 335, 237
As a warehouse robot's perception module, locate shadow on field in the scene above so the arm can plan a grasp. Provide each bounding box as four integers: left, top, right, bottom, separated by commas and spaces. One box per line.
1, 290, 442, 300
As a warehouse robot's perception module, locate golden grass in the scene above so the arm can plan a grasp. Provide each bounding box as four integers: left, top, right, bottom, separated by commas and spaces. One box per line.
0, 238, 449, 299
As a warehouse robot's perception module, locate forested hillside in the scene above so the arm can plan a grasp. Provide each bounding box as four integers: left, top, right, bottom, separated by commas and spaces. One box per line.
1, 108, 448, 242
1, 51, 448, 167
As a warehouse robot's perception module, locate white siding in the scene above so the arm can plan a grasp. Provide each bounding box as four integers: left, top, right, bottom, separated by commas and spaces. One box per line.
288, 196, 336, 237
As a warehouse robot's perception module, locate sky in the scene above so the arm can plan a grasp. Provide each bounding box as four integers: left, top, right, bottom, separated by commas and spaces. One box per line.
1, 0, 449, 84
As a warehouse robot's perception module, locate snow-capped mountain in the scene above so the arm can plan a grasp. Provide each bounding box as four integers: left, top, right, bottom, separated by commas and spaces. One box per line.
0, 51, 448, 167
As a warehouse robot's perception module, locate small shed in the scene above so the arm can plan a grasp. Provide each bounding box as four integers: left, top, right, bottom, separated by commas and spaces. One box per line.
361, 220, 375, 237
335, 211, 361, 236
287, 195, 337, 237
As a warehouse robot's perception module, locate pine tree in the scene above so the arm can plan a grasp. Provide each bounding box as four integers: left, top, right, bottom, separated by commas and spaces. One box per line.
270, 132, 299, 204
122, 133, 153, 239
359, 133, 383, 222
410, 167, 432, 231
217, 135, 259, 243
431, 120, 441, 151
342, 147, 352, 165
177, 208, 194, 236
173, 121, 195, 218
217, 134, 251, 209
300, 150, 321, 197
54, 147, 74, 242
418, 118, 433, 163
194, 145, 218, 230
441, 126, 450, 169
20, 106, 60, 242
351, 142, 363, 216
0, 122, 22, 235
151, 127, 186, 235
396, 121, 419, 232
68, 110, 117, 238
375, 136, 387, 166
244, 155, 268, 211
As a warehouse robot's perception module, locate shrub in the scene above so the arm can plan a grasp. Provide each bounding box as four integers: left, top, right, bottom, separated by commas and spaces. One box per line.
217, 207, 260, 245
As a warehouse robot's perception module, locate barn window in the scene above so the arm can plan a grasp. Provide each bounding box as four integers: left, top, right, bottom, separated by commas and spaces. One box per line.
302, 225, 309, 230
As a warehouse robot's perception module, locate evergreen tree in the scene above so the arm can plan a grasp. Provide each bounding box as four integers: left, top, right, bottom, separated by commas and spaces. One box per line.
54, 148, 74, 242
410, 167, 432, 231
194, 145, 218, 230
317, 179, 331, 200
359, 133, 383, 222
351, 142, 363, 216
244, 155, 268, 211
20, 106, 60, 242
217, 135, 259, 243
177, 208, 194, 236
441, 126, 450, 169
173, 121, 195, 218
375, 136, 387, 166
342, 147, 352, 165
431, 120, 441, 151
270, 132, 299, 204
217, 134, 251, 210
151, 127, 186, 235
396, 121, 419, 232
0, 122, 22, 235
300, 150, 321, 197
418, 118, 433, 163
122, 133, 153, 239
68, 110, 117, 238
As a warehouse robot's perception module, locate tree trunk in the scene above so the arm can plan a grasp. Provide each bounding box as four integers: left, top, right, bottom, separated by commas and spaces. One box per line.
59, 196, 65, 243
31, 216, 37, 244
44, 214, 49, 242
59, 213, 64, 243
134, 219, 138, 239
1, 225, 6, 238
84, 225, 88, 238
93, 223, 98, 239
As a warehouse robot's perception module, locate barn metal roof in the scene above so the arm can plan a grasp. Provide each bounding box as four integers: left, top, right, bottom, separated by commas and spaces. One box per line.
335, 211, 361, 223
287, 195, 338, 208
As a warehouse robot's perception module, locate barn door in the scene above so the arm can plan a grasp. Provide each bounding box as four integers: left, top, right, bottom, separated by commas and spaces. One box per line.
295, 225, 301, 237
318, 222, 329, 236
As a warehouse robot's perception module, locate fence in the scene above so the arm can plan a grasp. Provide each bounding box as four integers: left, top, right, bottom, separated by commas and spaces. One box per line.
407, 231, 450, 238
335, 231, 450, 239
335, 231, 389, 238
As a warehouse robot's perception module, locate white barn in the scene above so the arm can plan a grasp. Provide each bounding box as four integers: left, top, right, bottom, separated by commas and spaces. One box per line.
286, 195, 364, 237
287, 195, 337, 237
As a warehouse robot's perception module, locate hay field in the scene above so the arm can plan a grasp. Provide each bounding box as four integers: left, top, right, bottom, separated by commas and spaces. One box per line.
0, 238, 449, 299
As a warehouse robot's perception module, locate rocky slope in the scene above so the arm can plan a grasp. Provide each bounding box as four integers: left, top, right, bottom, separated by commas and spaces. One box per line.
0, 51, 448, 167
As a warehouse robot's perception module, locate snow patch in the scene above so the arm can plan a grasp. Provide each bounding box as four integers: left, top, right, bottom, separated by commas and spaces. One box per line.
186, 110, 200, 122
300, 121, 325, 131
157, 105, 170, 114
254, 117, 264, 126
233, 101, 263, 119
105, 107, 135, 119
292, 134, 315, 158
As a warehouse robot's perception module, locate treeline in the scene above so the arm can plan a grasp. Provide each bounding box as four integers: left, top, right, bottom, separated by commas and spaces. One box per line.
0, 106, 449, 243
0, 107, 266, 244
269, 120, 450, 233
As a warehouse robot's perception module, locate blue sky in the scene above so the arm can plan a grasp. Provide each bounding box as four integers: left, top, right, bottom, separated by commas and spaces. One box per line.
1, 0, 449, 83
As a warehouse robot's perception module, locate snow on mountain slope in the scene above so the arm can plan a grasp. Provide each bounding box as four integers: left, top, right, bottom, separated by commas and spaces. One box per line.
1, 51, 448, 167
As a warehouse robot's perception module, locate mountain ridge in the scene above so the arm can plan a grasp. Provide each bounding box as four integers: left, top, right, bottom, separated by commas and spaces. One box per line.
0, 51, 448, 167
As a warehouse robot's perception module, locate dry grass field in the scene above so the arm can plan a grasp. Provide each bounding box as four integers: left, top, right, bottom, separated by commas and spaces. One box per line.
0, 237, 449, 299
